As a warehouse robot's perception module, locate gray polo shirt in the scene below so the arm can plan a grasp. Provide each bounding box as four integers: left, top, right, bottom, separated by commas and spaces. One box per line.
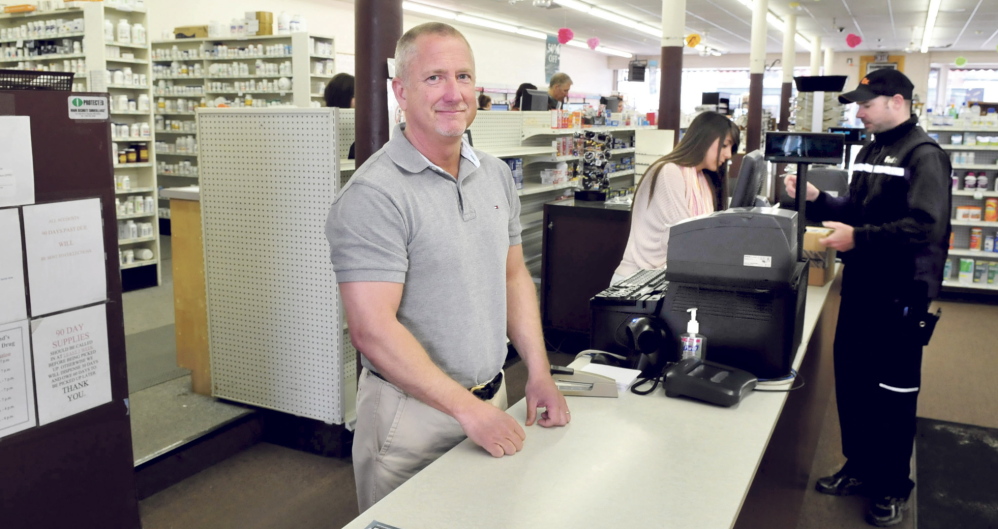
326, 124, 522, 388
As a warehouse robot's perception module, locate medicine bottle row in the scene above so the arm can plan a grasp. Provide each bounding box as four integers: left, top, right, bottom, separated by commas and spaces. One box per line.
115, 196, 155, 217
117, 220, 154, 241
0, 18, 84, 40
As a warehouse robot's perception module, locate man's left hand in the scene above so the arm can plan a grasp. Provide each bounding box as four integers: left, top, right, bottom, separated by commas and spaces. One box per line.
524, 373, 570, 427
820, 221, 855, 251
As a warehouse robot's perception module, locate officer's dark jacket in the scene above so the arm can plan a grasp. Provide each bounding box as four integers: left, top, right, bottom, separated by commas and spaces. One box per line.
807, 115, 951, 299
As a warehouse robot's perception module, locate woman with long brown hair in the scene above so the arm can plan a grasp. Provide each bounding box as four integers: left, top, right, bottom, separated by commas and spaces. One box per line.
612, 111, 740, 284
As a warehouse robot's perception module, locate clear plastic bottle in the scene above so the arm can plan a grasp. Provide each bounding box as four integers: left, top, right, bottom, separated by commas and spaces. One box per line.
680, 308, 706, 361
131, 23, 145, 45
104, 19, 114, 42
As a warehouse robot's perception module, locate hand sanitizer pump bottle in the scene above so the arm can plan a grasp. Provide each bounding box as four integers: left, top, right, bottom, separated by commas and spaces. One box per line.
680, 308, 706, 361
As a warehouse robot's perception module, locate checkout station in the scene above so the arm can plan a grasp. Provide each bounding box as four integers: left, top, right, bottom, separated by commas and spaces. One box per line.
341, 134, 848, 528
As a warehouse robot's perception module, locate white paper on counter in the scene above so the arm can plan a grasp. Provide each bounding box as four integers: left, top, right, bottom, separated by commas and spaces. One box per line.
0, 208, 27, 325
31, 304, 112, 426
0, 116, 35, 208
22, 198, 106, 317
0, 320, 37, 440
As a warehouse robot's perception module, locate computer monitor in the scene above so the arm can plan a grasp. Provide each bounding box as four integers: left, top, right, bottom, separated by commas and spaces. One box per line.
520, 89, 551, 111
729, 150, 767, 208
764, 132, 845, 165
490, 103, 509, 111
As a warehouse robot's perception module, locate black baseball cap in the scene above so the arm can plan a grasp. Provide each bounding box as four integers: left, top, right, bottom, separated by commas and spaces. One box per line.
838, 69, 914, 104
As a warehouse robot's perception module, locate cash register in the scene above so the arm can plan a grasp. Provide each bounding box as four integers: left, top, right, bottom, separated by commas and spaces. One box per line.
590, 133, 845, 381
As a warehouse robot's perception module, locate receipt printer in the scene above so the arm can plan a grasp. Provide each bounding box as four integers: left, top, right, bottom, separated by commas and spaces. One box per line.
664, 358, 757, 407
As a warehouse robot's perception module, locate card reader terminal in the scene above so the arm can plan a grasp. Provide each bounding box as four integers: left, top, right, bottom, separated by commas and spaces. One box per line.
664, 358, 758, 407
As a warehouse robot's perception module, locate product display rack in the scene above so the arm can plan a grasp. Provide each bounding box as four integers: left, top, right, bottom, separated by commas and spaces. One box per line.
0, 2, 161, 291
928, 125, 998, 292
465, 111, 647, 275
151, 32, 334, 220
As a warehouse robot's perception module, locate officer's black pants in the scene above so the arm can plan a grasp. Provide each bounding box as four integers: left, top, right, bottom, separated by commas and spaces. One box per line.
833, 293, 927, 498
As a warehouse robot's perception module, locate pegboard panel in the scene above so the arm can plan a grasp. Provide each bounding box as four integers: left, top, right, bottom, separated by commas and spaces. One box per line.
198, 108, 347, 424
469, 112, 525, 151
337, 108, 355, 161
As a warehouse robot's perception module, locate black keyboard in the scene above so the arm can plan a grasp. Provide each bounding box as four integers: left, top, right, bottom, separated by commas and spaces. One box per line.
594, 269, 669, 305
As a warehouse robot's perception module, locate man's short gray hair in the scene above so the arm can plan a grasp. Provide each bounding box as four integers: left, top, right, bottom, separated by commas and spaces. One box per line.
394, 22, 474, 82
549, 72, 572, 88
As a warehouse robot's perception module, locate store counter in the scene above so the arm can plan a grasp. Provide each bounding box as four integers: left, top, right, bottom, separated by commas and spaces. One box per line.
160, 186, 211, 396
342, 265, 842, 529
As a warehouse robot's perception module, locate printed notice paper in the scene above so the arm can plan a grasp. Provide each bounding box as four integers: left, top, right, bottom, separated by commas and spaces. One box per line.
31, 304, 111, 426
22, 198, 106, 317
0, 116, 35, 208
0, 320, 37, 440
0, 208, 27, 325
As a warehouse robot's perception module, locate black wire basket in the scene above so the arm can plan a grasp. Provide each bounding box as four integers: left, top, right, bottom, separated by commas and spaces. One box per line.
0, 69, 75, 91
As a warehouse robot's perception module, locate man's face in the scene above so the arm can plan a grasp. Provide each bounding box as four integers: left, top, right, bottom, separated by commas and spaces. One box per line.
855, 95, 901, 134
392, 34, 477, 144
551, 82, 571, 101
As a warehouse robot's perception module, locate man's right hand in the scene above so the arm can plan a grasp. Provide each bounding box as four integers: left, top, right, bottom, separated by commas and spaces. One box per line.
784, 174, 820, 202
457, 401, 526, 458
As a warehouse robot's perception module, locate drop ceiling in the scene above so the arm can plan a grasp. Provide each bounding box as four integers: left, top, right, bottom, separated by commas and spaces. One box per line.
408, 0, 998, 57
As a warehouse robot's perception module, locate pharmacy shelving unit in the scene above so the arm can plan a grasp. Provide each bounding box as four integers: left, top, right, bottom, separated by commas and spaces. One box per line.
928, 125, 998, 292
468, 111, 646, 276
1, 2, 161, 290
150, 32, 334, 227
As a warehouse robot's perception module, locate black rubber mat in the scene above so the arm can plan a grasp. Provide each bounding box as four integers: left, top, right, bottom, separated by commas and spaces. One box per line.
916, 417, 998, 529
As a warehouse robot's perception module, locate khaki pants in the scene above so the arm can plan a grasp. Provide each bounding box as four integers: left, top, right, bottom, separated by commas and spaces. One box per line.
353, 367, 508, 513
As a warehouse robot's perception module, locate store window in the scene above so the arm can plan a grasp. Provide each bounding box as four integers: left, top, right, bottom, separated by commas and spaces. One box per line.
944, 68, 998, 108
615, 66, 810, 117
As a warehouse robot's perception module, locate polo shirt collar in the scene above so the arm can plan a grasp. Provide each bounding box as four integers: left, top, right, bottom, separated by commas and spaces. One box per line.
386, 123, 480, 176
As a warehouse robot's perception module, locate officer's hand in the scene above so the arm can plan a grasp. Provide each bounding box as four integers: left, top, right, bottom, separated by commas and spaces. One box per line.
784, 174, 820, 201
820, 221, 855, 251
458, 401, 526, 458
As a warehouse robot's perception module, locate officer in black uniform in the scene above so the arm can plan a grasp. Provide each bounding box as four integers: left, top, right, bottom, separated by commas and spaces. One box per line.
785, 68, 951, 527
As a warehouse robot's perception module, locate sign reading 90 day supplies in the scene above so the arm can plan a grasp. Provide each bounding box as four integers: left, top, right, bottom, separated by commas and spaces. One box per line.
67, 96, 109, 120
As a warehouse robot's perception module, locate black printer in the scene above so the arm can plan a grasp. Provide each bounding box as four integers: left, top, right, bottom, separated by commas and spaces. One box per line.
591, 207, 808, 380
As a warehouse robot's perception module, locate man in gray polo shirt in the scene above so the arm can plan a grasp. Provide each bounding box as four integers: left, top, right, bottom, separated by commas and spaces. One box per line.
326, 22, 570, 512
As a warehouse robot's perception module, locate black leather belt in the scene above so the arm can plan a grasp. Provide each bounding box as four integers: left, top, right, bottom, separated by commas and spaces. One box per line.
370, 370, 503, 401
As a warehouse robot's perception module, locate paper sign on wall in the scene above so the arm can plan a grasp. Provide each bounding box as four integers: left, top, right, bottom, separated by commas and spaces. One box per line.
31, 304, 112, 426
0, 116, 36, 208
22, 198, 107, 317
0, 208, 27, 325
0, 320, 37, 440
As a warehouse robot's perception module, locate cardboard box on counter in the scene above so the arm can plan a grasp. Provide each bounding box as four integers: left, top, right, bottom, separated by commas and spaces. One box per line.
175, 25, 208, 39
804, 226, 837, 286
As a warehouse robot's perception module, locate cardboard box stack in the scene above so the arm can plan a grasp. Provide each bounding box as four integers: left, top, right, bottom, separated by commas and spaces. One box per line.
804, 226, 837, 286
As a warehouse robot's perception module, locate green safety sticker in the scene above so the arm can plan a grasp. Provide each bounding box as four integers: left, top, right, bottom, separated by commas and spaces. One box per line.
67, 96, 109, 120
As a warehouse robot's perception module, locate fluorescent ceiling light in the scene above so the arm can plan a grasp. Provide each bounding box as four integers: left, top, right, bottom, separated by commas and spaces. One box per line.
590, 7, 637, 28
553, 0, 592, 13
596, 46, 633, 58
565, 40, 588, 49
637, 24, 660, 37
454, 14, 519, 33
921, 0, 942, 53
516, 28, 547, 40
401, 1, 456, 19
795, 33, 811, 48
766, 12, 784, 33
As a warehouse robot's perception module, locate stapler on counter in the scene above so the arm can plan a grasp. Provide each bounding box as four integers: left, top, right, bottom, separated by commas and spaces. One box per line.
550, 365, 618, 398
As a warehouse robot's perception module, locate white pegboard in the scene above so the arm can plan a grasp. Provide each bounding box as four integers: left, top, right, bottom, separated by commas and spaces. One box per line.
198, 108, 352, 424
469, 112, 525, 152
337, 108, 355, 161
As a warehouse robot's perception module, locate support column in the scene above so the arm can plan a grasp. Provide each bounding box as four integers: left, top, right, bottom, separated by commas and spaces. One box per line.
823, 47, 835, 75
355, 0, 402, 165
810, 36, 822, 75
778, 14, 797, 132
658, 0, 686, 142
746, 0, 768, 152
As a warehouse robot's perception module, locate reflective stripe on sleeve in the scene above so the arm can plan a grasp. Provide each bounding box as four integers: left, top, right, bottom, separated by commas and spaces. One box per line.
879, 383, 919, 393
853, 163, 906, 176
